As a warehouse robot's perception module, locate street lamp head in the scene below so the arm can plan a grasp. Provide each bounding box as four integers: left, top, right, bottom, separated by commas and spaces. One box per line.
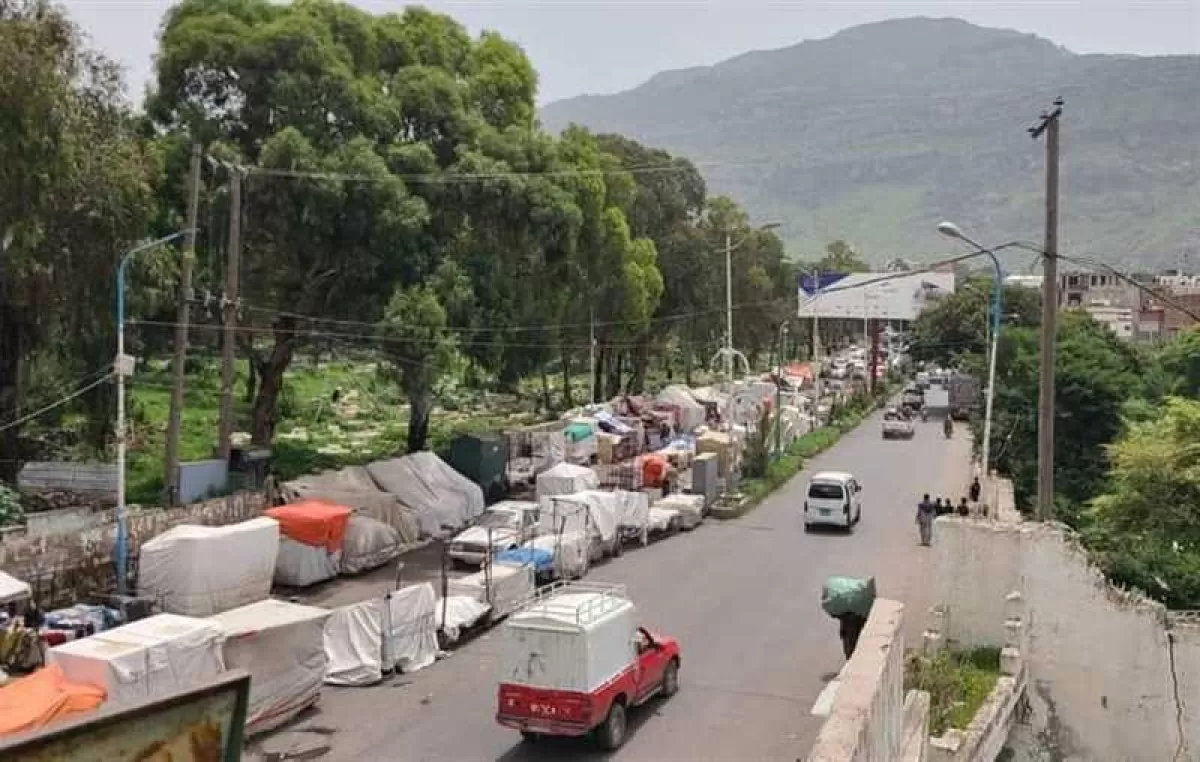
759, 222, 782, 232
936, 221, 965, 241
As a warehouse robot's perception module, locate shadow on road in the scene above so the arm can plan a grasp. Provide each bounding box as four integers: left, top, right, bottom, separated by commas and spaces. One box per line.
491, 700, 664, 761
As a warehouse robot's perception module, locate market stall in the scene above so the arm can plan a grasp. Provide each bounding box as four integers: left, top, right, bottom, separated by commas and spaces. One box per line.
266, 500, 352, 588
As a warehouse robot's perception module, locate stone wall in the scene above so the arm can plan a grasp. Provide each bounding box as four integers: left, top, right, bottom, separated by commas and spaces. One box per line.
934, 479, 1200, 761
0, 491, 266, 606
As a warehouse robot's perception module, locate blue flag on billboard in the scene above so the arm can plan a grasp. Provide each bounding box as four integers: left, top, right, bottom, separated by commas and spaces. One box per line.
798, 272, 851, 296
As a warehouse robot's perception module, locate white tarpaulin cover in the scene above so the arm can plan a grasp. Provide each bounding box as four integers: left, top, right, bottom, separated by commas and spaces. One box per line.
382, 584, 438, 674
613, 490, 650, 541
541, 491, 619, 543
0, 570, 31, 606
655, 493, 706, 529
138, 517, 279, 617
48, 613, 226, 707
282, 467, 421, 545
648, 506, 679, 532
274, 537, 341, 588
535, 462, 598, 501
368, 452, 485, 537
447, 563, 535, 620
530, 530, 589, 579
340, 515, 402, 575
658, 385, 706, 431
323, 599, 384, 686
210, 599, 330, 735
437, 596, 491, 643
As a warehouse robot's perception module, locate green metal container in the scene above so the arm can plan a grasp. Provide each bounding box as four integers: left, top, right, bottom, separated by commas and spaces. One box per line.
447, 433, 508, 500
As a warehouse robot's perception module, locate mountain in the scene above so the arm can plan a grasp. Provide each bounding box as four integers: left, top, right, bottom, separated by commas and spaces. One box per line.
541, 18, 1200, 269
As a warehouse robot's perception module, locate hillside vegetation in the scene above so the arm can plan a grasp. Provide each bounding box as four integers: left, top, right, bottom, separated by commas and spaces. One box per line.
542, 17, 1200, 268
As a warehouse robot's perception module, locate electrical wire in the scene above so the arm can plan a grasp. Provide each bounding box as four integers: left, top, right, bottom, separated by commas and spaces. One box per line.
0, 372, 115, 433
1056, 253, 1200, 324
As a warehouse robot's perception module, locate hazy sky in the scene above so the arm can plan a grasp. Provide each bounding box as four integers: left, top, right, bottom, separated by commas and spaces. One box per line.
66, 0, 1199, 105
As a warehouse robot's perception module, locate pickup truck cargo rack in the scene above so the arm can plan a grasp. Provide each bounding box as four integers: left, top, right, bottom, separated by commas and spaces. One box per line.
510, 581, 629, 627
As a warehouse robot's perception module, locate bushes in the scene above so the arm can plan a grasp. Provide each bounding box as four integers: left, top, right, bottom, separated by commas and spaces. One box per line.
905, 647, 1001, 735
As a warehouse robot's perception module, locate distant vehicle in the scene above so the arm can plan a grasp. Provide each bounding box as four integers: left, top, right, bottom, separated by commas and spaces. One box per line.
496, 583, 681, 750
901, 386, 924, 410
803, 471, 862, 531
881, 408, 915, 439
948, 373, 980, 420
448, 501, 541, 566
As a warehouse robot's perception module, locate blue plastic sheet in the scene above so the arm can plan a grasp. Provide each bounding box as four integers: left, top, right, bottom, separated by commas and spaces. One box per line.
495, 547, 554, 573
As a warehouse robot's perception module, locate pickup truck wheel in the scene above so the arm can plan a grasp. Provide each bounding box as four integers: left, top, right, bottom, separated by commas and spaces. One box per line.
520, 731, 541, 743
597, 700, 628, 751
661, 658, 680, 697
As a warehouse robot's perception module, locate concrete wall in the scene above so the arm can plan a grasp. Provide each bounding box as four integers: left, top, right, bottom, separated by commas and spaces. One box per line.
934, 481, 1200, 761
0, 491, 266, 606
807, 599, 907, 762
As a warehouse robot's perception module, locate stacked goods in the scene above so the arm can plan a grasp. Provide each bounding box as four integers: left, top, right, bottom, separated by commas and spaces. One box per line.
447, 564, 535, 621
266, 501, 353, 587
47, 614, 225, 707
535, 462, 599, 500
0, 665, 106, 737
654, 493, 706, 529
209, 599, 331, 735
696, 431, 733, 476
367, 452, 485, 537
138, 517, 280, 616
282, 466, 421, 545
340, 515, 403, 575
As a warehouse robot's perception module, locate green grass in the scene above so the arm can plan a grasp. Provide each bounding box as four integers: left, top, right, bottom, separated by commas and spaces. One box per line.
904, 647, 1002, 736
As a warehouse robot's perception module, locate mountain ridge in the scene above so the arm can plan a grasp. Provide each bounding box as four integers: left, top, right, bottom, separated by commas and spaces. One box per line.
541, 17, 1200, 268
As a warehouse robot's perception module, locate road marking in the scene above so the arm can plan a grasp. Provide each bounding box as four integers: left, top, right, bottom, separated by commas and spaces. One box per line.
810, 679, 842, 716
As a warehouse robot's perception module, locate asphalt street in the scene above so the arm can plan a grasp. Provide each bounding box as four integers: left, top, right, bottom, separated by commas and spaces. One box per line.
267, 410, 973, 762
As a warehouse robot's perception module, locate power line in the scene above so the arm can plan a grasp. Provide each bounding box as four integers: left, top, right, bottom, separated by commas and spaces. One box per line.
1056, 253, 1200, 324
0, 372, 115, 434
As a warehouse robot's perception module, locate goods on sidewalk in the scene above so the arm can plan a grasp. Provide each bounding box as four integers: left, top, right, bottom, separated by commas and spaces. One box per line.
539, 491, 620, 558
339, 514, 402, 575
282, 466, 421, 545
613, 490, 650, 546
535, 462, 598, 501
381, 583, 438, 675
436, 596, 490, 643
657, 385, 706, 431
138, 517, 280, 616
653, 493, 705, 529
820, 576, 877, 619
47, 613, 225, 707
323, 600, 384, 687
447, 563, 535, 621
0, 664, 106, 737
367, 452, 485, 537
266, 500, 352, 587
209, 599, 330, 735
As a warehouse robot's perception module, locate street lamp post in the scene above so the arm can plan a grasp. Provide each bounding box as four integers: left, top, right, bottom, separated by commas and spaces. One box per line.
114, 230, 195, 595
936, 222, 1004, 490
720, 222, 780, 427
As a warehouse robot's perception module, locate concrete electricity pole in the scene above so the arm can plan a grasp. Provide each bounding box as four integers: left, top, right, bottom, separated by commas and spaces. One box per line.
217, 166, 243, 462
164, 142, 203, 505
1030, 97, 1063, 521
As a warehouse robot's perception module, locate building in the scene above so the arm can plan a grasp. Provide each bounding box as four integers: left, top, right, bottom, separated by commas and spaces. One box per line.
1057, 270, 1144, 311
1145, 291, 1200, 340
1084, 304, 1135, 341
1005, 274, 1044, 290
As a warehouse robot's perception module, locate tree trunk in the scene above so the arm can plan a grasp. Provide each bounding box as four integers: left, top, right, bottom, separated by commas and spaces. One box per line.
0, 309, 22, 484
250, 320, 298, 446
684, 336, 695, 387
605, 350, 623, 400
407, 390, 433, 452
627, 338, 649, 395
540, 367, 552, 412
561, 353, 574, 409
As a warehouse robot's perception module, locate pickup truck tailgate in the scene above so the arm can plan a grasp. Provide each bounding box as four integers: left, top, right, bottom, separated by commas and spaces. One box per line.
498, 683, 592, 729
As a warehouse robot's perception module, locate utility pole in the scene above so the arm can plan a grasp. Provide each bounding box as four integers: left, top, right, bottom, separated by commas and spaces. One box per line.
809, 269, 823, 423
217, 166, 242, 462
1030, 97, 1063, 522
164, 142, 202, 505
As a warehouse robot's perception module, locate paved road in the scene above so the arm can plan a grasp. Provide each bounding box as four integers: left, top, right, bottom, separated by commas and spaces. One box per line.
268, 411, 972, 762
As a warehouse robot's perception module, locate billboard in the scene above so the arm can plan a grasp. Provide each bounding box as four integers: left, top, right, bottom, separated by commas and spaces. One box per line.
797, 271, 956, 321
0, 671, 250, 762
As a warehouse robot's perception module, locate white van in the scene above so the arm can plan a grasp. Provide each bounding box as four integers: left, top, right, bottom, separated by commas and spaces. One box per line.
803, 471, 862, 531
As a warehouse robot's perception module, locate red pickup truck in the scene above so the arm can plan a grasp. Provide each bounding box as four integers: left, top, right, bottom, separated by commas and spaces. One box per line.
496, 583, 681, 750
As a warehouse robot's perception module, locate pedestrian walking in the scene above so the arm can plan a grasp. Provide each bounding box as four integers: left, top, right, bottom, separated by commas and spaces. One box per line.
917, 493, 936, 546
838, 612, 868, 659
969, 476, 982, 504
957, 497, 970, 517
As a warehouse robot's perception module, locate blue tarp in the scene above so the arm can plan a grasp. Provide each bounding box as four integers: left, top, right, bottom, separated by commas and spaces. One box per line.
595, 411, 634, 436
495, 547, 554, 573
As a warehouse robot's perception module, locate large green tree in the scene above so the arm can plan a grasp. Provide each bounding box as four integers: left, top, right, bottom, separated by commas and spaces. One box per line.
149, 0, 537, 444
908, 279, 1042, 367
0, 0, 156, 479
982, 311, 1144, 515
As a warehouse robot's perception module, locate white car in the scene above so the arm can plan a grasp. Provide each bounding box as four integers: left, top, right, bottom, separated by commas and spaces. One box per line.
803, 471, 862, 531
881, 408, 915, 439
448, 501, 541, 566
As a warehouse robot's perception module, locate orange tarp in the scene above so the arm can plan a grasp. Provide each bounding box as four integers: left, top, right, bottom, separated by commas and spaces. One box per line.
0, 664, 106, 737
641, 454, 670, 488
265, 500, 352, 551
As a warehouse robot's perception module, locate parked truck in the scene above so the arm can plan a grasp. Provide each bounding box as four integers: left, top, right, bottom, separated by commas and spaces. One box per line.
948, 373, 980, 420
